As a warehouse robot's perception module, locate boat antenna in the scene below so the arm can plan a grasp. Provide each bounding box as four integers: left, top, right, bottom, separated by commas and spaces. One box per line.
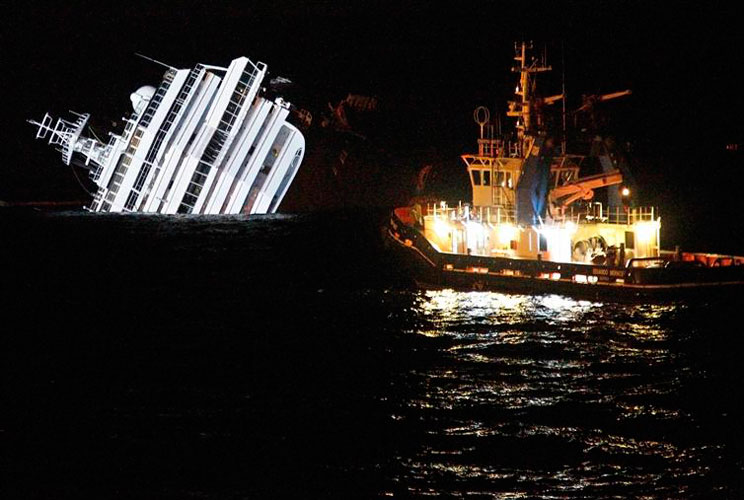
134, 52, 173, 69
474, 106, 489, 140
561, 41, 567, 156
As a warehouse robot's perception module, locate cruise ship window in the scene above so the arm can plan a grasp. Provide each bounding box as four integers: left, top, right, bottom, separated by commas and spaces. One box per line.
186, 131, 198, 149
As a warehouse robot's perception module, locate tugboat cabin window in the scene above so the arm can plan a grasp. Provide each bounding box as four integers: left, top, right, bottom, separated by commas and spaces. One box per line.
471, 170, 481, 186
496, 171, 513, 188
539, 233, 548, 252
483, 170, 491, 186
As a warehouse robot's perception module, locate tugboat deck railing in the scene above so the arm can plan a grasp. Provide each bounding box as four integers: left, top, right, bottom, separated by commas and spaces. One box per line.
425, 203, 657, 226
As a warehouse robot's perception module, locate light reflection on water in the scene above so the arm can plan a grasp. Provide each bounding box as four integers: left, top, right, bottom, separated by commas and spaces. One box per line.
8, 210, 740, 498
390, 289, 713, 497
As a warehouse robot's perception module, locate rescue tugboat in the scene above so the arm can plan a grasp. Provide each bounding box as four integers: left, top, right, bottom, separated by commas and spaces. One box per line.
387, 42, 744, 299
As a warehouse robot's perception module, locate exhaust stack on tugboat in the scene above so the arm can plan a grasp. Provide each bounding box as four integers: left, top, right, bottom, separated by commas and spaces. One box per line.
387, 42, 744, 299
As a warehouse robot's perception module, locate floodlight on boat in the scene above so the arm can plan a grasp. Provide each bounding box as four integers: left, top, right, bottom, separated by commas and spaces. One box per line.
434, 218, 450, 238
497, 223, 518, 245
635, 220, 659, 244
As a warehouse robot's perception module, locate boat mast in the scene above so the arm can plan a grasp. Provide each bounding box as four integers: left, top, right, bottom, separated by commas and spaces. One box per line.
507, 41, 551, 153
561, 42, 567, 156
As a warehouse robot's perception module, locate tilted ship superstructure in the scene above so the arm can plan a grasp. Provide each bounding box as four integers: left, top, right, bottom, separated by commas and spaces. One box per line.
388, 42, 744, 298
29, 56, 305, 214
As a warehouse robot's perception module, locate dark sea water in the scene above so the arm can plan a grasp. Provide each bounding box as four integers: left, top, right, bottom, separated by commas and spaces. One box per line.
2, 210, 743, 499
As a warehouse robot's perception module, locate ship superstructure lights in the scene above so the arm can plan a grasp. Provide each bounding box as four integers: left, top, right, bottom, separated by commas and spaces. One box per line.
466, 267, 489, 274
634, 220, 659, 244
466, 220, 484, 236
537, 223, 578, 263
465, 220, 487, 255
434, 218, 451, 238
497, 223, 518, 245
539, 272, 562, 280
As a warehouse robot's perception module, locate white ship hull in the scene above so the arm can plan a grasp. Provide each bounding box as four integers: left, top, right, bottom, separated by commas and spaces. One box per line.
29, 56, 305, 215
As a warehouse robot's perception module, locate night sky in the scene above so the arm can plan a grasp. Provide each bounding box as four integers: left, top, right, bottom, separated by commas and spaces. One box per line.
4, 1, 743, 248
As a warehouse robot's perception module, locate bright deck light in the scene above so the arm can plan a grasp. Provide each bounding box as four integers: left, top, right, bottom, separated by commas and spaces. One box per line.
634, 221, 659, 244
539, 225, 574, 262
434, 218, 450, 238
497, 223, 517, 245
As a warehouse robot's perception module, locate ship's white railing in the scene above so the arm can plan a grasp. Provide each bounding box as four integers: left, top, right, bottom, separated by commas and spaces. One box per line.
89, 113, 140, 182
576, 203, 657, 225
178, 61, 265, 213
87, 111, 143, 210
138, 70, 177, 128
475, 138, 526, 159
425, 202, 657, 226
124, 66, 205, 211
97, 70, 178, 211
425, 203, 518, 225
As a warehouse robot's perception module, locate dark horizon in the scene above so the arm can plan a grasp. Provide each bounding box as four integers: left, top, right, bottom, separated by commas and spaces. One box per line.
5, 2, 743, 236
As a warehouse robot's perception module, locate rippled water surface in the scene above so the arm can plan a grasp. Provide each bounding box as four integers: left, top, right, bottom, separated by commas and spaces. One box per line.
385, 291, 743, 498
3, 211, 743, 498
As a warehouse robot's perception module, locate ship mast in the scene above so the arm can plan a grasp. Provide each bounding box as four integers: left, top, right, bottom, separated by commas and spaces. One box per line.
27, 111, 108, 167
561, 42, 567, 156
507, 41, 552, 152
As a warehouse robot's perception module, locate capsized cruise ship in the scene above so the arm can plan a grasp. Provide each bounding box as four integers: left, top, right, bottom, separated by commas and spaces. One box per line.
28, 56, 305, 214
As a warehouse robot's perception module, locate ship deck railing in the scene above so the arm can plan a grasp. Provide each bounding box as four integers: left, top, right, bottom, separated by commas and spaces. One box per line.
474, 138, 525, 158
425, 203, 658, 226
